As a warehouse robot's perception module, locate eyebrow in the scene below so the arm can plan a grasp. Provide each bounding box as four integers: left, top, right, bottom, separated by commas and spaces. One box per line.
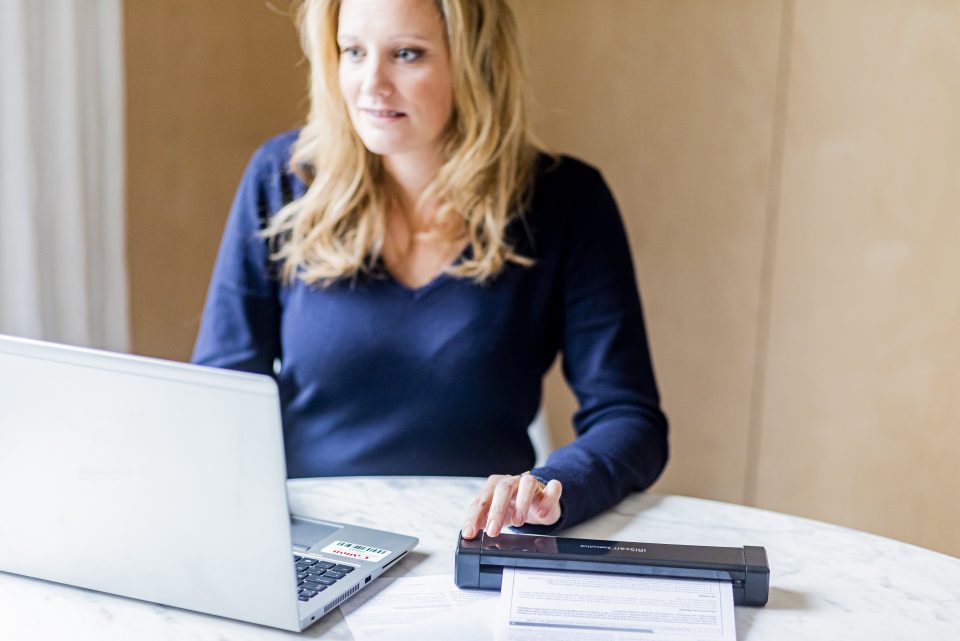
337, 33, 434, 43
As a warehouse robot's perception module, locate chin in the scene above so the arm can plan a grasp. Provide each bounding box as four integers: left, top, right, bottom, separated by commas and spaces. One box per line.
359, 140, 400, 156
357, 134, 416, 157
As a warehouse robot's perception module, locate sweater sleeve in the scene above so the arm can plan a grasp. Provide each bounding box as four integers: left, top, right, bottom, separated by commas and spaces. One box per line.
526, 166, 669, 533
191, 144, 284, 375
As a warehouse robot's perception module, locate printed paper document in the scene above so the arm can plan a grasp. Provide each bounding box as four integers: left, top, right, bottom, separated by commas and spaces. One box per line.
340, 574, 498, 641
496, 568, 736, 641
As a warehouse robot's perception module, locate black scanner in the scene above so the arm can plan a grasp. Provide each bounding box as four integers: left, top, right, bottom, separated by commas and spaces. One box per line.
455, 532, 769, 606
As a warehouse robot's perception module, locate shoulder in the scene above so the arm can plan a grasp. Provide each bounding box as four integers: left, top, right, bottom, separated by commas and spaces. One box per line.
527, 152, 619, 231
247, 129, 301, 177
533, 153, 607, 196
517, 152, 628, 263
237, 130, 308, 212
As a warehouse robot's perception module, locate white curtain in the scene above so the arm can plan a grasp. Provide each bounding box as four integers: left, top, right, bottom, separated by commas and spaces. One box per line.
0, 0, 127, 351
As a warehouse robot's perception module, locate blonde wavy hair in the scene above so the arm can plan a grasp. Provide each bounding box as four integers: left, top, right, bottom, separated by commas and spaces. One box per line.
264, 0, 544, 285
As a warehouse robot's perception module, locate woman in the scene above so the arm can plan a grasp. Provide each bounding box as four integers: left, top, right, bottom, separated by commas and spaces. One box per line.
193, 0, 668, 539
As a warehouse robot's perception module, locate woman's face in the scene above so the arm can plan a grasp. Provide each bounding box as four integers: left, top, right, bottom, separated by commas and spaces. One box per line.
337, 0, 454, 164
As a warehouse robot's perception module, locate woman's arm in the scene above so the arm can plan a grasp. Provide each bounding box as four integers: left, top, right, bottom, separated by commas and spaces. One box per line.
528, 165, 669, 532
461, 163, 668, 538
192, 141, 291, 375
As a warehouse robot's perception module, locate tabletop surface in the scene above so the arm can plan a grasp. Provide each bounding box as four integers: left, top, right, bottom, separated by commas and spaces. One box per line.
1, 476, 958, 640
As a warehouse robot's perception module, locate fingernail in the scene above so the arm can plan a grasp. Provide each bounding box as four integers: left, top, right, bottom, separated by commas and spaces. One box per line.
462, 526, 474, 539
514, 510, 523, 526
486, 519, 498, 535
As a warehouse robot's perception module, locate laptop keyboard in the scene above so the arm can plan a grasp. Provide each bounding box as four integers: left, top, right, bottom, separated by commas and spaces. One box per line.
294, 555, 356, 602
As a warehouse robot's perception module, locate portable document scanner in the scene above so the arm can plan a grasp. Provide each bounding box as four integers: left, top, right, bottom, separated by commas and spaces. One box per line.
455, 532, 769, 606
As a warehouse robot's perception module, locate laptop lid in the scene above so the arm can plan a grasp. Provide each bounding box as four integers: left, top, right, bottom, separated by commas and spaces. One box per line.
0, 334, 302, 630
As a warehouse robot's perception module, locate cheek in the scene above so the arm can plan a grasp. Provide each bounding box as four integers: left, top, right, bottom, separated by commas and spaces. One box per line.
416, 76, 453, 127
338, 66, 357, 104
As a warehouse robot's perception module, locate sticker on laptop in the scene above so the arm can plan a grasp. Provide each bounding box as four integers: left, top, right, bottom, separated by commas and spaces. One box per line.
320, 540, 391, 563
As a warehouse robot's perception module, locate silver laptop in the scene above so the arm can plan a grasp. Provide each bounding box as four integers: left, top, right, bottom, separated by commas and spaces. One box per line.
0, 333, 418, 632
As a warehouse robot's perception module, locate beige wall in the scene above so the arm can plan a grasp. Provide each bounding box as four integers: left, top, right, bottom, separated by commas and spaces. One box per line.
124, 0, 307, 361
753, 0, 960, 555
124, 1, 960, 556
524, 0, 960, 557
521, 0, 785, 508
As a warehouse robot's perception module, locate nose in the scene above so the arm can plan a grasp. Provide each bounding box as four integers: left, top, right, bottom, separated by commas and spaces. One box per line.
359, 53, 393, 98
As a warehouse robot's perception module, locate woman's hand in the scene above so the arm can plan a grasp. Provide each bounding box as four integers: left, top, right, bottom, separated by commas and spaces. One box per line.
461, 472, 562, 538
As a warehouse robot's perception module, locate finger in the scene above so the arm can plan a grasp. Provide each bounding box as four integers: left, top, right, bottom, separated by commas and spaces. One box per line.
513, 473, 541, 526
531, 479, 563, 523
461, 482, 495, 539
485, 476, 519, 537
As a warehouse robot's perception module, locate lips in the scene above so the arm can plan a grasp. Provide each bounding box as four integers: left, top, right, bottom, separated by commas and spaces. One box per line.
361, 108, 406, 118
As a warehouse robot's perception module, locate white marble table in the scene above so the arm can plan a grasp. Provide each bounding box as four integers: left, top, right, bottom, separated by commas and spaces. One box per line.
1, 477, 958, 639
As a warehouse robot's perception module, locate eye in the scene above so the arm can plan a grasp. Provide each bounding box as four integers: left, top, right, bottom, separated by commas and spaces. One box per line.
395, 48, 424, 62
340, 46, 364, 61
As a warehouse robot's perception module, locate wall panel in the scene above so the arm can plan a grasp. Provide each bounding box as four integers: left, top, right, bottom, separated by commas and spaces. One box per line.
125, 0, 307, 360
755, 0, 960, 556
522, 0, 784, 502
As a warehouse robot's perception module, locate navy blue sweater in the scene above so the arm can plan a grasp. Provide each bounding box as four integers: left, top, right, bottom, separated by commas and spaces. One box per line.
193, 131, 668, 531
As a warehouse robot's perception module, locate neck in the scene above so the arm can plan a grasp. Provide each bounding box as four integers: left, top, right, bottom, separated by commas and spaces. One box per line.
382, 148, 445, 223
